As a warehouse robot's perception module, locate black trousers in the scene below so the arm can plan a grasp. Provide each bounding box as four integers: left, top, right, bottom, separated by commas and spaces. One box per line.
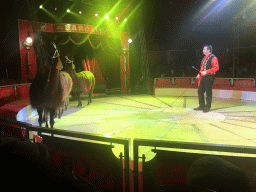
198, 75, 215, 108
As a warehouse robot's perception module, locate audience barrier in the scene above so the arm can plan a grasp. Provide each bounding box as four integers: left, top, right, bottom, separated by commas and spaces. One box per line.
154, 77, 256, 101
0, 116, 130, 192
133, 139, 256, 192
154, 77, 256, 90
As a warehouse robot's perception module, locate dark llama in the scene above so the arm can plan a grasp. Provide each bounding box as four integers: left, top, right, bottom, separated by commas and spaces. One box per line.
29, 30, 72, 128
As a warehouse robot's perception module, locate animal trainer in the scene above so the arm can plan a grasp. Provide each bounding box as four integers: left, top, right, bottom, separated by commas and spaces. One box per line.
193, 45, 219, 113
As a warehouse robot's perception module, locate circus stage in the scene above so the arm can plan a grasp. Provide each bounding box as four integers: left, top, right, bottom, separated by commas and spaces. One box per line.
25, 94, 256, 161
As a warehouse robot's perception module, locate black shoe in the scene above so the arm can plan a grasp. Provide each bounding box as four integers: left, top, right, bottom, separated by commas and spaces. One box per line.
203, 107, 210, 113
194, 106, 204, 111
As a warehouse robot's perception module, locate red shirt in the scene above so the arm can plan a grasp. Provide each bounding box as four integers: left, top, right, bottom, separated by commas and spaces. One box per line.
198, 53, 219, 86
199, 53, 219, 77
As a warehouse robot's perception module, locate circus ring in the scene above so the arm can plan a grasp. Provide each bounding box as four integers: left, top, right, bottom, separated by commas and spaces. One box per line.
12, 77, 256, 163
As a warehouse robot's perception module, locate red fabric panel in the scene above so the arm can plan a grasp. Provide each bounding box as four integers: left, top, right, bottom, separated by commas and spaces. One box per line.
173, 78, 191, 88
0, 87, 15, 107
233, 79, 254, 89
16, 85, 30, 100
212, 79, 231, 89
155, 79, 172, 88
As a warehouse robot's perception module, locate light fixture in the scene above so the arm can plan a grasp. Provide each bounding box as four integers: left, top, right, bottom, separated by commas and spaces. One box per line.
22, 32, 33, 50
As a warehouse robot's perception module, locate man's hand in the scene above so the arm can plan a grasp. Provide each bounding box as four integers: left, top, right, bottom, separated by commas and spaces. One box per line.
201, 71, 207, 75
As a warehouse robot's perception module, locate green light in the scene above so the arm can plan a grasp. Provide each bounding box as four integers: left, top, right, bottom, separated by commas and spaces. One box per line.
67, 9, 70, 13
39, 5, 43, 9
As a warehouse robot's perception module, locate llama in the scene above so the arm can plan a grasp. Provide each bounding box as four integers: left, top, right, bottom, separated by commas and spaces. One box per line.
64, 56, 95, 107
30, 32, 73, 128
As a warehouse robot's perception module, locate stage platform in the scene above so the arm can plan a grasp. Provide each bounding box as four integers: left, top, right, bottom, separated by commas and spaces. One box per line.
24, 94, 256, 161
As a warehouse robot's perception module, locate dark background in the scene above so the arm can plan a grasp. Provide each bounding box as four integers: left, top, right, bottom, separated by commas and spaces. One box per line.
1, 0, 256, 82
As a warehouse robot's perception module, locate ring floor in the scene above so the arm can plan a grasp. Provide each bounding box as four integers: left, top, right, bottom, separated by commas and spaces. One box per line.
28, 94, 256, 161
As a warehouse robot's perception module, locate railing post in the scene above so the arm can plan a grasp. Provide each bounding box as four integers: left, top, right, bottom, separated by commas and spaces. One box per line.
133, 140, 139, 192
172, 78, 175, 85
230, 78, 234, 87
190, 77, 194, 85
123, 141, 130, 192
13, 85, 17, 100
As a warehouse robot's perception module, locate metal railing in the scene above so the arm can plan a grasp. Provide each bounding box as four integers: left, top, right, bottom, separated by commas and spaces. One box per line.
0, 116, 130, 192
0, 83, 31, 101
133, 138, 256, 192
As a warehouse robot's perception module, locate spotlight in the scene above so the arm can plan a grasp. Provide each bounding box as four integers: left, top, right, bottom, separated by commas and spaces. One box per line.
22, 32, 33, 50
128, 39, 132, 43
39, 5, 43, 9
79, 11, 82, 14
124, 18, 127, 22
67, 9, 70, 12
95, 13, 98, 17
55, 7, 57, 11
105, 14, 109, 20
116, 16, 119, 20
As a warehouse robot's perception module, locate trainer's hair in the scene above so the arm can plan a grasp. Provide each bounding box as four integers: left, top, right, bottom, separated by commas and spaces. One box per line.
203, 45, 213, 53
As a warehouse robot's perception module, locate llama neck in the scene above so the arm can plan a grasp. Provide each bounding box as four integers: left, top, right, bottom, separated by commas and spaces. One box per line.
67, 67, 78, 80
46, 59, 60, 93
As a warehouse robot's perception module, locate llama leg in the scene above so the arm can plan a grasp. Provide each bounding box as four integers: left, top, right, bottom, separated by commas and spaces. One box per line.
78, 94, 82, 107
87, 92, 91, 105
58, 108, 61, 119
50, 108, 55, 128
89, 90, 92, 103
37, 108, 43, 127
65, 97, 69, 110
45, 110, 49, 128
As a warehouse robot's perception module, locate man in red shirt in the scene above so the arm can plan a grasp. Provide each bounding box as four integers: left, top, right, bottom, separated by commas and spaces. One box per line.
194, 45, 219, 112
